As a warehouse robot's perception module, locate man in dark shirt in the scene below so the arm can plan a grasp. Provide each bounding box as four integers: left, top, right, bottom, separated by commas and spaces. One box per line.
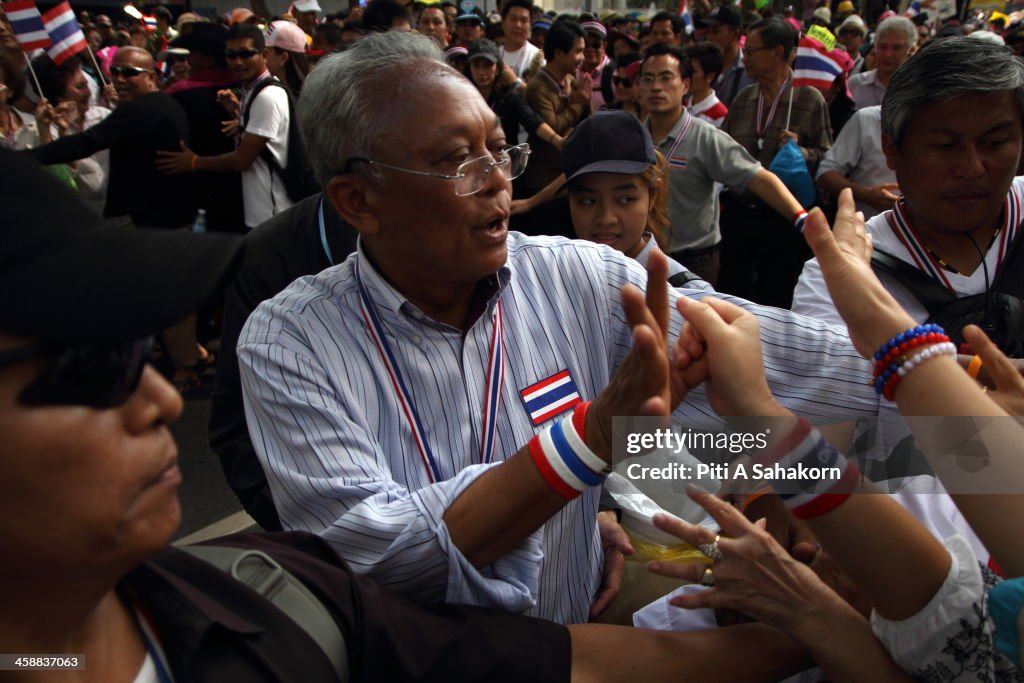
27, 47, 194, 230
209, 193, 358, 530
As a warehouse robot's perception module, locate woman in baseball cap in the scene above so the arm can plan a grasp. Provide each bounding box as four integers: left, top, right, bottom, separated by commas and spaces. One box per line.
560, 110, 711, 289
265, 20, 310, 97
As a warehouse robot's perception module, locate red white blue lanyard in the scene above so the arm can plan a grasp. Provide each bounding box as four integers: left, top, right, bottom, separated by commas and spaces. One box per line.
355, 259, 505, 483
755, 73, 792, 140
664, 110, 693, 160
886, 194, 1020, 295
134, 604, 175, 683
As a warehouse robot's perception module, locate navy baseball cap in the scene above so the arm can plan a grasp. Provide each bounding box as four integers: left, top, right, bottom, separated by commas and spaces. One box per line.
455, 12, 485, 25
559, 110, 656, 192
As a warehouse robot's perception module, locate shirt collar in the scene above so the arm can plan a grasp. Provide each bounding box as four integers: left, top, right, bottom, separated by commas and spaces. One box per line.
355, 237, 514, 325
645, 108, 690, 146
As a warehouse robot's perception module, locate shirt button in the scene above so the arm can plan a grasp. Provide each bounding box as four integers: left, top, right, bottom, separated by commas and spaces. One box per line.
411, 335, 422, 345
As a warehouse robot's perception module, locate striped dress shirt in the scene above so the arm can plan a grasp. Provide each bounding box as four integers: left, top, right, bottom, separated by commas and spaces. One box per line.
239, 232, 879, 624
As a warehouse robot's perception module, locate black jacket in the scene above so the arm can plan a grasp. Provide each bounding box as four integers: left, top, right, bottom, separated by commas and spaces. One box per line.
27, 92, 194, 229
209, 194, 358, 530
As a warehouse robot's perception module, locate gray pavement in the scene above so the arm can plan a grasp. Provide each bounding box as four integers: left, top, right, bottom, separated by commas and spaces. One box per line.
170, 394, 246, 540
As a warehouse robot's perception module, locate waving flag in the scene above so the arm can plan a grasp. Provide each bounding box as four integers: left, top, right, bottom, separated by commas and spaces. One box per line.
793, 35, 843, 91
42, 2, 87, 65
143, 15, 158, 31
1, 0, 51, 50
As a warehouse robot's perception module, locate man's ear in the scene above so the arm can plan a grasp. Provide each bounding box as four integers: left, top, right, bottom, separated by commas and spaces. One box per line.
882, 133, 899, 172
326, 174, 381, 237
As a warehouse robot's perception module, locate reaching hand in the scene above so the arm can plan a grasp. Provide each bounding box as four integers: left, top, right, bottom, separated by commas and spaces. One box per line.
216, 89, 240, 117
571, 74, 593, 107
646, 485, 843, 634
859, 182, 901, 213
964, 325, 1024, 416
802, 188, 917, 357
155, 140, 196, 174
586, 250, 672, 461
670, 295, 782, 418
589, 510, 635, 620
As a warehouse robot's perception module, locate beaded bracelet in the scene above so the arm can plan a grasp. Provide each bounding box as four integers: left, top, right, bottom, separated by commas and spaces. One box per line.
879, 341, 958, 401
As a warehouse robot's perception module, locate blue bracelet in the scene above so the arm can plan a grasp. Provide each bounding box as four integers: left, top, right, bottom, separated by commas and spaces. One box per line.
872, 324, 945, 361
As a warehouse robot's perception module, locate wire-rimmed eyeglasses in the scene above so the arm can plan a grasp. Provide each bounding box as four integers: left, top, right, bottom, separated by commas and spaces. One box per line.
343, 143, 531, 196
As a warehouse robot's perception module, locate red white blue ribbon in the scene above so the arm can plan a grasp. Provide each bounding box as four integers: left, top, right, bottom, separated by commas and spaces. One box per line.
755, 73, 792, 140
356, 259, 504, 483
665, 110, 693, 171
886, 193, 1020, 295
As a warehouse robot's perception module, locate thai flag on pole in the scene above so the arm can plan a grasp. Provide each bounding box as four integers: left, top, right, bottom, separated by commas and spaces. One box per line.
143, 15, 158, 31
1, 0, 51, 51
42, 2, 87, 66
793, 36, 843, 90
520, 369, 582, 425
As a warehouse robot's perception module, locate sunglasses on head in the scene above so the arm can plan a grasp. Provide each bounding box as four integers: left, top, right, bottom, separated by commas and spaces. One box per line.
224, 48, 261, 60
110, 65, 151, 78
0, 337, 152, 408
612, 75, 633, 87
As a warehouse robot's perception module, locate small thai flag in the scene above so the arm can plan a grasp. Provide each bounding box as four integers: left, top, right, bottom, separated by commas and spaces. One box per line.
669, 156, 688, 170
520, 369, 582, 425
1, 0, 51, 51
793, 36, 843, 91
143, 15, 157, 31
42, 2, 87, 66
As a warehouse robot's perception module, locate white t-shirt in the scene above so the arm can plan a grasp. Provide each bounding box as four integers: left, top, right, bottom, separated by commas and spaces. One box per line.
501, 41, 541, 78
815, 106, 894, 220
242, 84, 294, 229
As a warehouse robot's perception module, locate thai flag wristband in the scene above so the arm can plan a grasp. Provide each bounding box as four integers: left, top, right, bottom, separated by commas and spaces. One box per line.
528, 402, 608, 501
793, 210, 809, 232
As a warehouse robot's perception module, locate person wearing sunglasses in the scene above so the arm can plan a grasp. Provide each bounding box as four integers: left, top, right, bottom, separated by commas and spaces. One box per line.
160, 47, 191, 89
602, 54, 642, 119
0, 146, 828, 683
157, 23, 300, 231
578, 21, 610, 110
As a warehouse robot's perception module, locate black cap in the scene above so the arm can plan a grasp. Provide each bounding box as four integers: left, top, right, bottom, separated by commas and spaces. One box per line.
559, 110, 655, 192
169, 22, 227, 56
0, 150, 243, 344
696, 4, 741, 28
455, 12, 485, 26
467, 38, 500, 63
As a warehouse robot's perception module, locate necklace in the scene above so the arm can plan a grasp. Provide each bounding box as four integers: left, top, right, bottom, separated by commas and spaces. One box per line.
921, 224, 1002, 276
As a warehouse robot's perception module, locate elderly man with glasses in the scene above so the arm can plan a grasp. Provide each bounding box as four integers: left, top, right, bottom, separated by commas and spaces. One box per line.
236, 31, 886, 627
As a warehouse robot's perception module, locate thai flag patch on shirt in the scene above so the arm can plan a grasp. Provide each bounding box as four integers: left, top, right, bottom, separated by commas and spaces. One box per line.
520, 369, 582, 425
669, 155, 688, 170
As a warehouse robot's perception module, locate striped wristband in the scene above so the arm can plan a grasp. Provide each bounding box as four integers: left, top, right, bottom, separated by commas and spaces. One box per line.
528, 402, 608, 500
793, 210, 809, 231
756, 418, 860, 520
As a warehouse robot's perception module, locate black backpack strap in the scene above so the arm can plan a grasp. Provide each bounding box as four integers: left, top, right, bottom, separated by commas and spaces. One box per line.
991, 229, 1024, 299
870, 248, 957, 315
668, 270, 706, 289
182, 545, 349, 681
240, 77, 282, 132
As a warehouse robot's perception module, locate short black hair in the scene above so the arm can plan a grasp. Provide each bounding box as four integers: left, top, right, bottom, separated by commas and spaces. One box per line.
748, 17, 797, 60
641, 41, 693, 79
615, 51, 640, 69
651, 10, 683, 35
226, 22, 266, 49
32, 53, 82, 103
501, 0, 533, 20
543, 18, 583, 61
362, 0, 411, 32
685, 41, 723, 82
152, 5, 172, 22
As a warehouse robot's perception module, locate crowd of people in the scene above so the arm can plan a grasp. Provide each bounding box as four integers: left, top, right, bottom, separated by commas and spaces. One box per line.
4, 0, 1024, 680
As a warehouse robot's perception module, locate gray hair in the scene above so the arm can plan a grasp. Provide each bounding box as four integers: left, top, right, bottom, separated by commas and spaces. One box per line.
875, 16, 918, 48
297, 31, 445, 186
882, 36, 1024, 146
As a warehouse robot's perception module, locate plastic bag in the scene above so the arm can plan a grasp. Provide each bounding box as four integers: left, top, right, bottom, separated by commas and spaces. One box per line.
768, 138, 815, 209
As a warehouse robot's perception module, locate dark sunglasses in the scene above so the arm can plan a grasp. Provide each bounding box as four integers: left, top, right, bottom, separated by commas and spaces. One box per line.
0, 337, 152, 408
110, 65, 151, 78
587, 40, 604, 49
167, 54, 189, 64
837, 29, 862, 37
612, 76, 633, 87
224, 48, 261, 60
